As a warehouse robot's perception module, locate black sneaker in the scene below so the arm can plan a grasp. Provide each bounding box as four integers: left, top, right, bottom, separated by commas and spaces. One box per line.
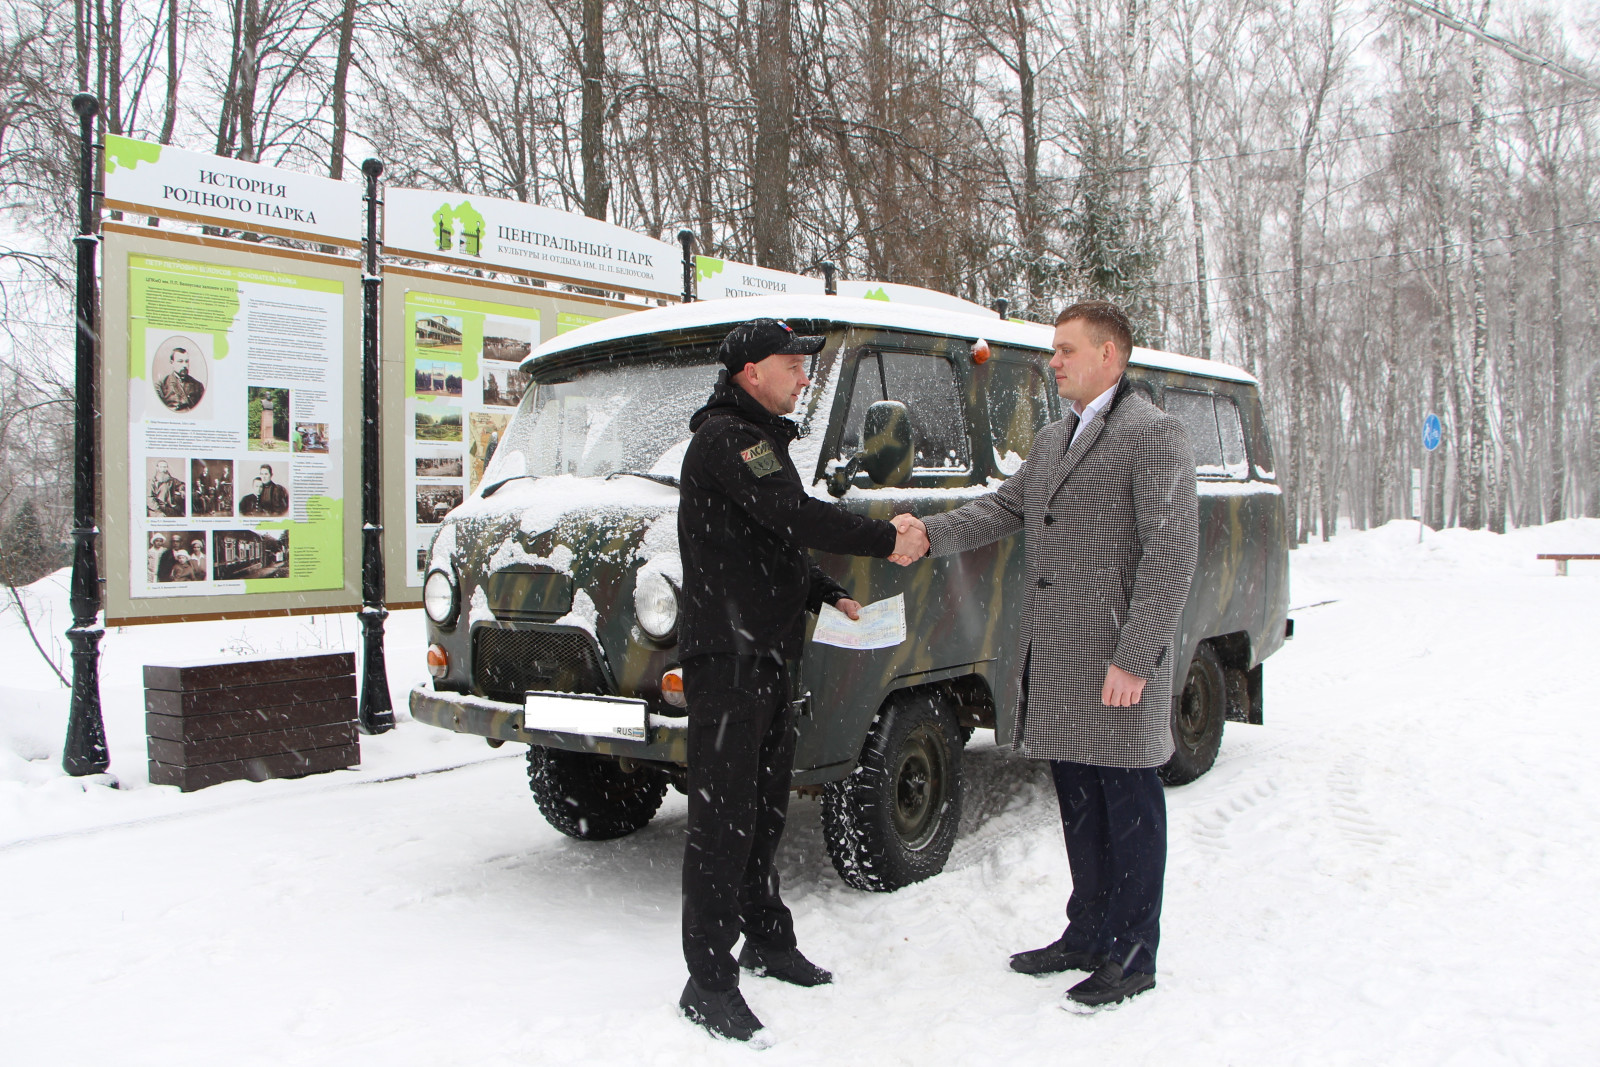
1008, 937, 1106, 976
1061, 961, 1156, 1013
679, 979, 765, 1041
739, 941, 834, 987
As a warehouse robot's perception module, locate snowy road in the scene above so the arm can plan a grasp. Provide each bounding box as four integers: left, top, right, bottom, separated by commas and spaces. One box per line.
3, 521, 1599, 1063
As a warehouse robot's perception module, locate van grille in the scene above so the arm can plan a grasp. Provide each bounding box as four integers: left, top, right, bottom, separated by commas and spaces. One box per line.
472, 626, 606, 704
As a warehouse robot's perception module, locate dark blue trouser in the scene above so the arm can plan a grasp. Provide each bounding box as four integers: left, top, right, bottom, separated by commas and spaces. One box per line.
1050, 760, 1167, 975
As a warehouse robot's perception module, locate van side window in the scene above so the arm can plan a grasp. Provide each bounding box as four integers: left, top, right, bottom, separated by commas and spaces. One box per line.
1215, 395, 1249, 478
1164, 388, 1234, 477
985, 359, 1051, 474
840, 352, 970, 471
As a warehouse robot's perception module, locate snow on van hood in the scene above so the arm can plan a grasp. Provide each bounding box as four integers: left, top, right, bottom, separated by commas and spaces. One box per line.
523, 294, 1258, 385
447, 473, 678, 536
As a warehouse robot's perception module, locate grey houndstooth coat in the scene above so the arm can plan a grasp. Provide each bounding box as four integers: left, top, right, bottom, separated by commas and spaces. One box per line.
922, 377, 1199, 768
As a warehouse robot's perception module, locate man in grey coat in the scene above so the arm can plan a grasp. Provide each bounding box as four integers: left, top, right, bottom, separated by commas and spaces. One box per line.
899, 299, 1198, 1011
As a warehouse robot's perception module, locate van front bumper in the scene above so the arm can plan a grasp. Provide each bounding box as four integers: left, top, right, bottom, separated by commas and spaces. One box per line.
409, 684, 688, 764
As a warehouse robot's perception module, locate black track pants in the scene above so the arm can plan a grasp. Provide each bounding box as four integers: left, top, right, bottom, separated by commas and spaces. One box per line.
681, 654, 797, 991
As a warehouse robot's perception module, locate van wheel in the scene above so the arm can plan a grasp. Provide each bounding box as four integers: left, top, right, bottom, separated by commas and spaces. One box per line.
526, 746, 667, 840
821, 691, 963, 892
1160, 642, 1226, 786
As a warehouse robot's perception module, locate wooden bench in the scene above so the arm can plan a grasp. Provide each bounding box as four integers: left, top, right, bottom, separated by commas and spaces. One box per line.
145, 652, 360, 791
1536, 553, 1600, 576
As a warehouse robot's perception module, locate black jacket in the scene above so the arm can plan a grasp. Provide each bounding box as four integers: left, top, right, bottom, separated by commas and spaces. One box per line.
678, 372, 897, 660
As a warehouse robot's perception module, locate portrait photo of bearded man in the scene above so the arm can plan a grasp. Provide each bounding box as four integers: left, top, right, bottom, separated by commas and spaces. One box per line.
152, 336, 206, 413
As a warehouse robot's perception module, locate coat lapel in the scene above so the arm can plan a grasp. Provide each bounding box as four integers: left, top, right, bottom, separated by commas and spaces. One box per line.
1045, 377, 1132, 502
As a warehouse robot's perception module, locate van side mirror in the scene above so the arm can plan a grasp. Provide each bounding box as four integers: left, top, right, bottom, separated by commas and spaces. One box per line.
827, 400, 914, 497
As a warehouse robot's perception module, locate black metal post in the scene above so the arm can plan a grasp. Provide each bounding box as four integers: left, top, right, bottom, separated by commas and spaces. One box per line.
994, 297, 1009, 320
358, 158, 394, 734
677, 229, 695, 303
821, 262, 837, 296
63, 93, 108, 777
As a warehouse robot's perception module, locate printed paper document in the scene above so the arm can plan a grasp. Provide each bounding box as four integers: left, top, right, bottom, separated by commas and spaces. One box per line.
812, 594, 906, 650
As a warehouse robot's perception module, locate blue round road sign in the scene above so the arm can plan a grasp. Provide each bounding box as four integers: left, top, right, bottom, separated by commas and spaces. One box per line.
1423, 413, 1442, 452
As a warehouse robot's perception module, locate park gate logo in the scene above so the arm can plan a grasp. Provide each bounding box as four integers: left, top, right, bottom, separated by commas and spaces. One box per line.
432, 200, 486, 256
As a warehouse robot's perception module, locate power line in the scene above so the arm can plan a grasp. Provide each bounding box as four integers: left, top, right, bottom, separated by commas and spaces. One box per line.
1150, 216, 1600, 291
1394, 0, 1600, 94
1158, 225, 1597, 317
1132, 94, 1598, 175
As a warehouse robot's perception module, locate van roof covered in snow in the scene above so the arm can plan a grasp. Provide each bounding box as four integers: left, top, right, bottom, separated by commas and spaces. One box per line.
522, 294, 1258, 385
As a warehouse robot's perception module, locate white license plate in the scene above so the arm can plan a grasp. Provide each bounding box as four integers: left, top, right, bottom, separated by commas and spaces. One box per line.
524, 691, 648, 741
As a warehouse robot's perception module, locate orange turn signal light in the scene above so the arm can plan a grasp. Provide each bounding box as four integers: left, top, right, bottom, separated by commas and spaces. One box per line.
972, 338, 991, 364
660, 668, 687, 708
426, 644, 449, 679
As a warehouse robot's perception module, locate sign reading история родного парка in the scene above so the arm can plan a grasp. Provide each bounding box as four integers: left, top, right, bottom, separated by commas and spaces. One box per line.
103, 135, 363, 245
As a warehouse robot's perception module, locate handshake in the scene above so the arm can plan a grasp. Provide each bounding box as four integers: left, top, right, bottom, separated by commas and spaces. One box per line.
888, 514, 928, 566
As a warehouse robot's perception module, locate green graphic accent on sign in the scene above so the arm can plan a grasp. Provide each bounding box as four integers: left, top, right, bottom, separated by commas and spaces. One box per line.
246, 496, 343, 593
696, 256, 726, 283
863, 287, 891, 302
558, 312, 601, 334
126, 255, 345, 376
403, 290, 540, 400
105, 134, 163, 174
127, 254, 242, 375
431, 200, 487, 255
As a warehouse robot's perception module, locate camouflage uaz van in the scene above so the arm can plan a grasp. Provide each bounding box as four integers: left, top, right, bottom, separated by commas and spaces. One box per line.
409, 295, 1290, 891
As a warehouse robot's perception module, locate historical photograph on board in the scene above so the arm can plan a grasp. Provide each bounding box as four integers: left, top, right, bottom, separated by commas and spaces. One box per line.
148, 333, 209, 415
482, 365, 531, 408
145, 457, 187, 517
415, 358, 464, 398
482, 316, 534, 362
413, 312, 464, 355
147, 531, 208, 583
248, 386, 291, 452
213, 528, 290, 580
292, 422, 329, 453
237, 462, 290, 517
468, 410, 510, 490
415, 407, 462, 442
189, 458, 234, 518
416, 484, 464, 525
416, 454, 464, 478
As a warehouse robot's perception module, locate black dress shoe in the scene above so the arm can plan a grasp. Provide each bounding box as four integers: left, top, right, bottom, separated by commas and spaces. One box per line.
739, 941, 834, 986
1061, 961, 1156, 1013
680, 979, 765, 1041
1008, 937, 1106, 975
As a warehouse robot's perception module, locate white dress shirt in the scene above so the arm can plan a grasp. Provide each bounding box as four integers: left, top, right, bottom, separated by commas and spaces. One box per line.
1068, 381, 1120, 449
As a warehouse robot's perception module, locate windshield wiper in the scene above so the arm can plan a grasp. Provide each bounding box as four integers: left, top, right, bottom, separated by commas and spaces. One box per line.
481, 474, 532, 498
605, 471, 679, 488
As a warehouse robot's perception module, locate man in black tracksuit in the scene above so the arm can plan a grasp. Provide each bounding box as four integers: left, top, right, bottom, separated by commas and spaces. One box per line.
676, 318, 925, 1042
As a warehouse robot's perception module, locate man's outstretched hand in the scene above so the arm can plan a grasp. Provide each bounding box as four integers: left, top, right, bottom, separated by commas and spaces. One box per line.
889, 514, 928, 565
834, 598, 862, 620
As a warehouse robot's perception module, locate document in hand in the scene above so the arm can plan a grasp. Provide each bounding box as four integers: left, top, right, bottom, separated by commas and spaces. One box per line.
812, 593, 907, 650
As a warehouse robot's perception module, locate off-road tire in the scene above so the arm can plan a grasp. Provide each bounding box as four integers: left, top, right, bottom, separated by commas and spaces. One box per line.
821, 690, 963, 891
526, 745, 668, 840
1160, 642, 1226, 786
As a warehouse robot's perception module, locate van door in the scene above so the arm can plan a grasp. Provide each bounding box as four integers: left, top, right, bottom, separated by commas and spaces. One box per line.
795, 334, 1045, 775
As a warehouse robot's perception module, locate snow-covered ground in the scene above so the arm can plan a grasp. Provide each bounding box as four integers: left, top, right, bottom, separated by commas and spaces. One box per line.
3, 519, 1598, 1063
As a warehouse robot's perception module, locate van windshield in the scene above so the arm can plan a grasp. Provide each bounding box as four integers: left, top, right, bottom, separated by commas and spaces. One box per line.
484, 357, 722, 485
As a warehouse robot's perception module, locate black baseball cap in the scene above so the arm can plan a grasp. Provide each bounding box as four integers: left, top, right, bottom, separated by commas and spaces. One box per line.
718, 318, 825, 374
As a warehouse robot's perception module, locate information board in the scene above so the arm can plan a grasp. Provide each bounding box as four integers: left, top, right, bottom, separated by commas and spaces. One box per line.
102, 226, 363, 624
380, 268, 635, 604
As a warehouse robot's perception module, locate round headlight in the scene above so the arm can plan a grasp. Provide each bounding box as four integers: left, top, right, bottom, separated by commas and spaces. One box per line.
423, 568, 459, 626
633, 569, 678, 640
